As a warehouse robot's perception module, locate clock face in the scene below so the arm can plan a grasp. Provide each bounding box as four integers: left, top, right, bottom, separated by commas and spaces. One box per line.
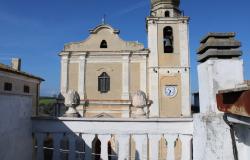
165, 85, 177, 97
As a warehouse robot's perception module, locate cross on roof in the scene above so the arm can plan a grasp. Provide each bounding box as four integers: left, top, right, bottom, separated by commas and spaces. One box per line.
102, 14, 106, 24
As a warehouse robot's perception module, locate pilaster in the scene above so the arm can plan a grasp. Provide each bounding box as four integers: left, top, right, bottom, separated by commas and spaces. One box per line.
133, 134, 148, 160
52, 133, 63, 160
35, 133, 45, 160
181, 69, 191, 117
140, 57, 147, 93
117, 135, 130, 160
122, 55, 130, 100
61, 55, 69, 95
164, 134, 178, 160
81, 134, 95, 160
179, 135, 192, 160
68, 134, 76, 160
78, 55, 86, 99
99, 135, 111, 160
148, 134, 161, 160
147, 19, 159, 117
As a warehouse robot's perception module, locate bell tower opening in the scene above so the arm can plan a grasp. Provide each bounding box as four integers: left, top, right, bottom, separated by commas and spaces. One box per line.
163, 26, 173, 53
165, 11, 170, 17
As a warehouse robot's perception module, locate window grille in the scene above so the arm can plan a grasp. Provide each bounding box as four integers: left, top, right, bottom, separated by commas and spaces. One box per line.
98, 72, 110, 93
4, 82, 12, 91
24, 85, 30, 93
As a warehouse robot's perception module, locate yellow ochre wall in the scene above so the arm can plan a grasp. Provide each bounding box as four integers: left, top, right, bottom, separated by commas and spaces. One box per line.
85, 63, 122, 100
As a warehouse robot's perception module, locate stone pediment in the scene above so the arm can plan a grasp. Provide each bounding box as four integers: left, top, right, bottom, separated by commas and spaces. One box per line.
64, 24, 144, 52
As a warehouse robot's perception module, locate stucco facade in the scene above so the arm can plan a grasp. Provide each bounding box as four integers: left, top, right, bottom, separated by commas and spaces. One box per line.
0, 62, 43, 115
59, 24, 149, 118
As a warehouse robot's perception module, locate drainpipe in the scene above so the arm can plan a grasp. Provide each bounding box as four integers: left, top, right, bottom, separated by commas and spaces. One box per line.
223, 114, 239, 160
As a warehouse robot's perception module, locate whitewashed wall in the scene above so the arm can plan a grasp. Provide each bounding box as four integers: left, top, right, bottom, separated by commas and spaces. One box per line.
198, 59, 244, 114
194, 57, 249, 160
193, 114, 234, 160
0, 94, 33, 160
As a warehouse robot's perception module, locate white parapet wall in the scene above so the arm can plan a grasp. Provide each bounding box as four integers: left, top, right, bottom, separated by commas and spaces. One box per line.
194, 58, 244, 160
0, 94, 33, 160
193, 113, 234, 160
198, 58, 244, 114
32, 117, 193, 160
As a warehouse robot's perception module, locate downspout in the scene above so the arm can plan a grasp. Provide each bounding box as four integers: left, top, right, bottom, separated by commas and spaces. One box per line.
223, 114, 239, 160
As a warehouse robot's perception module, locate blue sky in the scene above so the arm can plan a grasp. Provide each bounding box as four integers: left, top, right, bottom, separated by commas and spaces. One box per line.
0, 0, 249, 96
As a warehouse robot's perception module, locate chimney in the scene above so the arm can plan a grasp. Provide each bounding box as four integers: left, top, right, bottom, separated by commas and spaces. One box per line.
11, 58, 21, 71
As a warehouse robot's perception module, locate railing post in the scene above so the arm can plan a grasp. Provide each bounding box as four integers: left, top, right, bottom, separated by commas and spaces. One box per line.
52, 133, 63, 160
133, 134, 148, 160
148, 134, 161, 160
99, 135, 111, 160
82, 134, 95, 160
179, 135, 192, 160
117, 134, 130, 160
164, 134, 177, 160
68, 133, 76, 160
35, 133, 45, 160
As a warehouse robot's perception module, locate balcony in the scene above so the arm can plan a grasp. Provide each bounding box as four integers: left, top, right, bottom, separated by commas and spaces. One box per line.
32, 117, 193, 160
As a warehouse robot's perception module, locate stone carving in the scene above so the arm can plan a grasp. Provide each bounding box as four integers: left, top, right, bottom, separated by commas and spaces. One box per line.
132, 90, 147, 118
64, 90, 80, 117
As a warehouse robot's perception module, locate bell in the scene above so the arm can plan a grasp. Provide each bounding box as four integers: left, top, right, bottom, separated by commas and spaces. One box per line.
164, 38, 172, 47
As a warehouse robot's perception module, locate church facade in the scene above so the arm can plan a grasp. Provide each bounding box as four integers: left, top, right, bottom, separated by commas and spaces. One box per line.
60, 0, 191, 119
33, 1, 194, 159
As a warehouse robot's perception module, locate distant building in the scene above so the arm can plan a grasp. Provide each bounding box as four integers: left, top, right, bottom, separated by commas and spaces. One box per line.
0, 58, 44, 160
0, 58, 44, 115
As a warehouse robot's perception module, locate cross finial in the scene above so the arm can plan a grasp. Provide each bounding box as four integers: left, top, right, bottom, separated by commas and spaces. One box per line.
102, 14, 106, 24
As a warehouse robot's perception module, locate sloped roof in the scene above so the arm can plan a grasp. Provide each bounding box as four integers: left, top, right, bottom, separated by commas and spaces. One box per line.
0, 63, 44, 81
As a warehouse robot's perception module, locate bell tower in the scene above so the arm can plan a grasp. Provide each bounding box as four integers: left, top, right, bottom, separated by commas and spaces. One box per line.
147, 0, 191, 117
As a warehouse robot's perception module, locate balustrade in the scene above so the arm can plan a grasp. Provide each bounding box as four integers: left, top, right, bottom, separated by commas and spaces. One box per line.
32, 117, 193, 160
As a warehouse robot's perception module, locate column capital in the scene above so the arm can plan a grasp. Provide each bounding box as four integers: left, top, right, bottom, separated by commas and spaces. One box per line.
60, 51, 70, 57
79, 55, 86, 60
61, 55, 69, 60
117, 134, 130, 140
98, 134, 111, 142
148, 134, 161, 141
122, 54, 131, 61
81, 134, 95, 142
179, 134, 192, 142
164, 134, 178, 143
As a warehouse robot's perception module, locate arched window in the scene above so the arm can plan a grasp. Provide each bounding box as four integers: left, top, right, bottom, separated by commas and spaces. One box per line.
100, 40, 108, 48
98, 72, 110, 93
165, 11, 170, 17
163, 26, 174, 53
